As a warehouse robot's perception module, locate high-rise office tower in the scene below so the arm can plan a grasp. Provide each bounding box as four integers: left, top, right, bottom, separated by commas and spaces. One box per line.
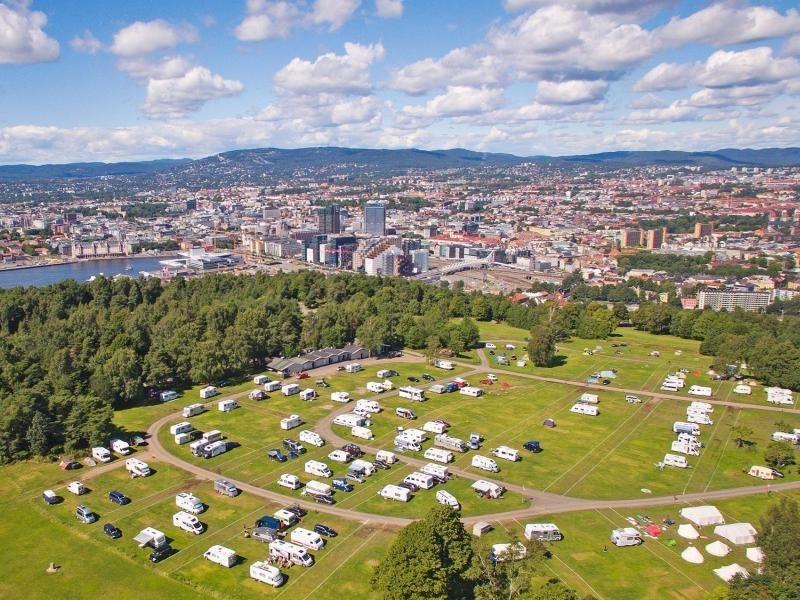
316, 204, 341, 234
363, 203, 386, 236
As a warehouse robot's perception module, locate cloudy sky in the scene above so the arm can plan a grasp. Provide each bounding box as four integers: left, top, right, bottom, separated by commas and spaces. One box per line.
1, 0, 800, 164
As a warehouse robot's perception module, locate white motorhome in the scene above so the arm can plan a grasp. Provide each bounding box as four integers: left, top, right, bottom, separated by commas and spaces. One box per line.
218, 399, 238, 412
328, 449, 350, 463
687, 412, 713, 425
253, 375, 270, 385
199, 386, 218, 399
67, 481, 86, 495
290, 527, 325, 550
366, 382, 386, 393
689, 401, 713, 413
377, 369, 394, 379
351, 426, 373, 440
173, 511, 204, 534
269, 539, 314, 566
183, 403, 206, 418
397, 428, 428, 444
300, 389, 316, 401
125, 458, 151, 477
331, 391, 351, 403
460, 386, 484, 397
404, 472, 435, 490
176, 492, 205, 514
303, 480, 332, 497
111, 438, 132, 455
673, 422, 700, 436
435, 359, 454, 370
491, 446, 520, 462
376, 450, 398, 464
611, 527, 642, 547
434, 433, 467, 453
355, 399, 381, 413
772, 431, 800, 444
398, 386, 426, 402
204, 545, 237, 568
748, 465, 783, 480
423, 447, 454, 463
394, 436, 421, 451
277, 474, 302, 490
134, 527, 166, 549
264, 381, 281, 392
420, 463, 450, 479
525, 523, 563, 542
663, 453, 689, 468
169, 422, 193, 436
579, 393, 599, 404
436, 490, 460, 509
570, 403, 599, 416
189, 439, 210, 456
471, 480, 504, 498
249, 561, 284, 587
379, 484, 411, 502
350, 459, 376, 476
345, 363, 363, 373
304, 460, 332, 478
282, 384, 300, 396
395, 407, 416, 420
91, 447, 112, 463
299, 430, 324, 447
333, 413, 368, 428
423, 421, 448, 435
273, 509, 299, 528
688, 385, 712, 397
471, 455, 499, 473
671, 440, 701, 456
280, 414, 302, 430
159, 390, 178, 402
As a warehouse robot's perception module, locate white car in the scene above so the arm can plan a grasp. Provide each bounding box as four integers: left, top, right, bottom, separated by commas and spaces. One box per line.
486, 374, 498, 382
484, 342, 496, 349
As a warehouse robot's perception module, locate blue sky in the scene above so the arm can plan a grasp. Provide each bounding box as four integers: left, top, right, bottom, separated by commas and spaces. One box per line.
1, 0, 800, 163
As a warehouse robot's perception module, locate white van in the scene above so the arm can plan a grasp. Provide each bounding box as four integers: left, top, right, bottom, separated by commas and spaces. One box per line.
280, 414, 303, 430
303, 480, 332, 497
176, 492, 205, 514
199, 386, 218, 399
300, 389, 316, 401
67, 481, 86, 495
91, 447, 112, 463
420, 463, 449, 479
282, 384, 300, 396
472, 480, 504, 498
376, 450, 398, 464
524, 523, 563, 542
290, 527, 325, 550
423, 447, 454, 463
356, 399, 381, 413
173, 511, 204, 534
663, 453, 688, 468
218, 399, 238, 412
249, 561, 284, 587
328, 449, 351, 463
269, 539, 314, 567
436, 490, 460, 509
570, 403, 599, 416
264, 381, 281, 392
299, 430, 324, 447
169, 422, 193, 436
422, 421, 447, 435
379, 484, 411, 502
204, 545, 237, 567
471, 455, 499, 473
333, 413, 368, 428
183, 403, 206, 417
611, 527, 642, 547
304, 460, 332, 478
277, 474, 302, 490
331, 391, 351, 403
460, 386, 483, 397
748, 465, 783, 480
491, 446, 520, 462
111, 438, 132, 455
351, 426, 374, 440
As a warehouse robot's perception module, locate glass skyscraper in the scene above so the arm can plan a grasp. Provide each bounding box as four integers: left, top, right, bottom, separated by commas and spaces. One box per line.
364, 203, 386, 236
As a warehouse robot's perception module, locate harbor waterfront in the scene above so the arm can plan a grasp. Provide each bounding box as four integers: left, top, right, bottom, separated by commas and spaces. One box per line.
0, 256, 175, 288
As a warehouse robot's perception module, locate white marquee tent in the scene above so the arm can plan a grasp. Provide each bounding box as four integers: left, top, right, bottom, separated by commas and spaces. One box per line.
681, 546, 704, 564
706, 540, 731, 557
714, 523, 757, 545
677, 524, 700, 539
713, 564, 749, 582
680, 506, 725, 527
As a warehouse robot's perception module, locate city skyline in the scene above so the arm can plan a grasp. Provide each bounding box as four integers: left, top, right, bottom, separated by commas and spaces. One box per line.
1, 0, 800, 164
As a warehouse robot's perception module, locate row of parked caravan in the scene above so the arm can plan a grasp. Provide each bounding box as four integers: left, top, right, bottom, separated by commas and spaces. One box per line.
746, 425, 797, 478
665, 402, 714, 468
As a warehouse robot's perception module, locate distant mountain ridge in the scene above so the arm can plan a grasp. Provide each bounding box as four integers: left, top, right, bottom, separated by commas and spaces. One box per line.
1, 146, 798, 182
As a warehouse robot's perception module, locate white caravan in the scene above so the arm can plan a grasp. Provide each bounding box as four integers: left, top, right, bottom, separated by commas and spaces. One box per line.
199, 386, 218, 399
331, 391, 351, 403
375, 450, 398, 464
423, 447, 454, 463
379, 484, 411, 502
249, 561, 284, 587
471, 455, 499, 473
436, 490, 460, 509
269, 540, 314, 567
280, 414, 303, 430
420, 463, 450, 479
91, 447, 112, 463
125, 458, 151, 477
282, 384, 300, 396
290, 527, 325, 550
176, 492, 205, 514
570, 403, 599, 416
355, 399, 381, 413
471, 480, 504, 498
299, 430, 324, 447
491, 446, 520, 462
277, 474, 302, 490
663, 453, 689, 468
304, 460, 332, 478
403, 472, 435, 490
525, 523, 563, 542
398, 386, 426, 402
351, 425, 374, 440
204, 545, 237, 567
303, 481, 332, 497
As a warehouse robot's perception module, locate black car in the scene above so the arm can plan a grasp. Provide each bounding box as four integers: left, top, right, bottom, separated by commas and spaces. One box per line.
103, 523, 122, 539
523, 440, 542, 453
313, 494, 335, 505
407, 376, 420, 382
287, 449, 300, 460
422, 373, 434, 381
108, 490, 130, 505
267, 449, 287, 462
150, 545, 173, 563
284, 504, 307, 518
341, 443, 363, 458
398, 481, 419, 492
385, 369, 399, 377
602, 379, 611, 385
282, 438, 305, 454
430, 474, 448, 485
372, 460, 390, 470
314, 524, 338, 537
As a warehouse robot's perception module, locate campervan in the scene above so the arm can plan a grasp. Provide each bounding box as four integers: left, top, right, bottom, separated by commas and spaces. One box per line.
67, 481, 86, 495
355, 399, 381, 413
460, 386, 484, 397
663, 453, 689, 468
351, 426, 374, 440
525, 523, 563, 542
111, 438, 132, 455
277, 474, 302, 490
218, 399, 238, 412
673, 422, 700, 436
176, 492, 205, 514
423, 421, 448, 435
273, 509, 299, 528
183, 403, 205, 418
333, 413, 368, 428
264, 381, 281, 392
290, 527, 325, 550
303, 480, 332, 497
436, 490, 460, 509
399, 386, 426, 402
269, 540, 314, 567
299, 430, 324, 447
328, 449, 350, 463
202, 440, 228, 459
471, 455, 499, 473
331, 392, 351, 403
160, 390, 178, 402
91, 446, 112, 463
434, 433, 467, 452
395, 407, 417, 420
249, 561, 284, 587
214, 479, 239, 497
304, 460, 332, 478
611, 527, 642, 547
420, 463, 450, 479
299, 389, 316, 401
280, 414, 303, 430
394, 437, 421, 452
189, 440, 210, 456
125, 458, 151, 477
491, 446, 520, 462
688, 385, 712, 397
345, 363, 363, 373
173, 511, 204, 534
169, 422, 193, 436
253, 375, 270, 385
379, 484, 411, 502
397, 428, 427, 444
404, 472, 436, 490
366, 382, 386, 393
204, 545, 237, 568
471, 480, 505, 498
199, 386, 218, 399
435, 359, 454, 370
424, 447, 454, 463
570, 403, 599, 416
350, 459, 376, 476
282, 384, 300, 396
748, 465, 783, 480
376, 450, 397, 464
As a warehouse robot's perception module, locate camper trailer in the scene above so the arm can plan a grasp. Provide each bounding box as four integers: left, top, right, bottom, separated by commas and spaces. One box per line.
435, 359, 454, 370
277, 474, 302, 490
125, 458, 151, 477
423, 421, 448, 434
299, 389, 316, 401
333, 413, 368, 428
689, 401, 713, 413
687, 412, 713, 425
471, 480, 505, 498
350, 458, 376, 476
203, 545, 237, 568
169, 422, 193, 436
183, 403, 206, 418
748, 465, 783, 480
249, 561, 284, 587
733, 384, 752, 395
579, 393, 599, 404
673, 422, 701, 436
202, 430, 222, 444
397, 428, 427, 444
663, 453, 689, 468
429, 384, 446, 394
366, 382, 386, 393
434, 433, 467, 452
269, 540, 314, 567
471, 455, 499, 473
173, 511, 204, 535
351, 426, 374, 440
282, 384, 300, 396
304, 460, 332, 478
345, 363, 363, 373
525, 523, 563, 542
376, 450, 397, 464
249, 389, 266, 401
355, 399, 381, 413
202, 440, 228, 459
91, 447, 112, 463
460, 386, 484, 397
199, 386, 218, 399
303, 480, 333, 497
491, 446, 520, 462
290, 527, 325, 550
328, 449, 350, 463
377, 369, 395, 379
253, 375, 270, 385
280, 414, 303, 430
611, 527, 642, 547
299, 430, 324, 447
570, 403, 599, 416
403, 472, 435, 490
671, 440, 701, 456
160, 390, 178, 402
264, 381, 282, 392
67, 481, 86, 495
218, 399, 238, 412
394, 436, 421, 451
399, 386, 426, 402
688, 385, 712, 397
424, 447, 454, 463
436, 489, 460, 509
111, 438, 132, 455
772, 431, 800, 444
190, 440, 210, 456
420, 463, 450, 479
379, 484, 411, 502
176, 492, 205, 514
328, 392, 349, 404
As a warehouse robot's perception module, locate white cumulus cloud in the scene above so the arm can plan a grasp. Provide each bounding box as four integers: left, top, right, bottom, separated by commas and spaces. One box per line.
0, 0, 59, 64
375, 0, 403, 19
536, 79, 609, 104
311, 0, 361, 31
389, 47, 507, 95
274, 42, 384, 95
143, 66, 244, 118
234, 1, 301, 41
696, 47, 800, 88
70, 30, 102, 54
110, 19, 197, 56
633, 61, 697, 92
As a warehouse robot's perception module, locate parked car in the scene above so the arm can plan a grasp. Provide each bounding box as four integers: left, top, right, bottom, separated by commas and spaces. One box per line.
407, 376, 420, 382
103, 523, 122, 539
284, 504, 307, 518
314, 524, 337, 537
267, 449, 288, 462
398, 481, 419, 492
282, 439, 305, 454
434, 419, 451, 427
373, 460, 390, 470
297, 371, 309, 379
332, 478, 353, 492
385, 369, 399, 376
313, 494, 335, 505
345, 471, 365, 484
149, 545, 173, 563
523, 440, 542, 453
342, 443, 363, 458
422, 373, 435, 381
336, 365, 346, 371
108, 490, 130, 505
602, 379, 611, 385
